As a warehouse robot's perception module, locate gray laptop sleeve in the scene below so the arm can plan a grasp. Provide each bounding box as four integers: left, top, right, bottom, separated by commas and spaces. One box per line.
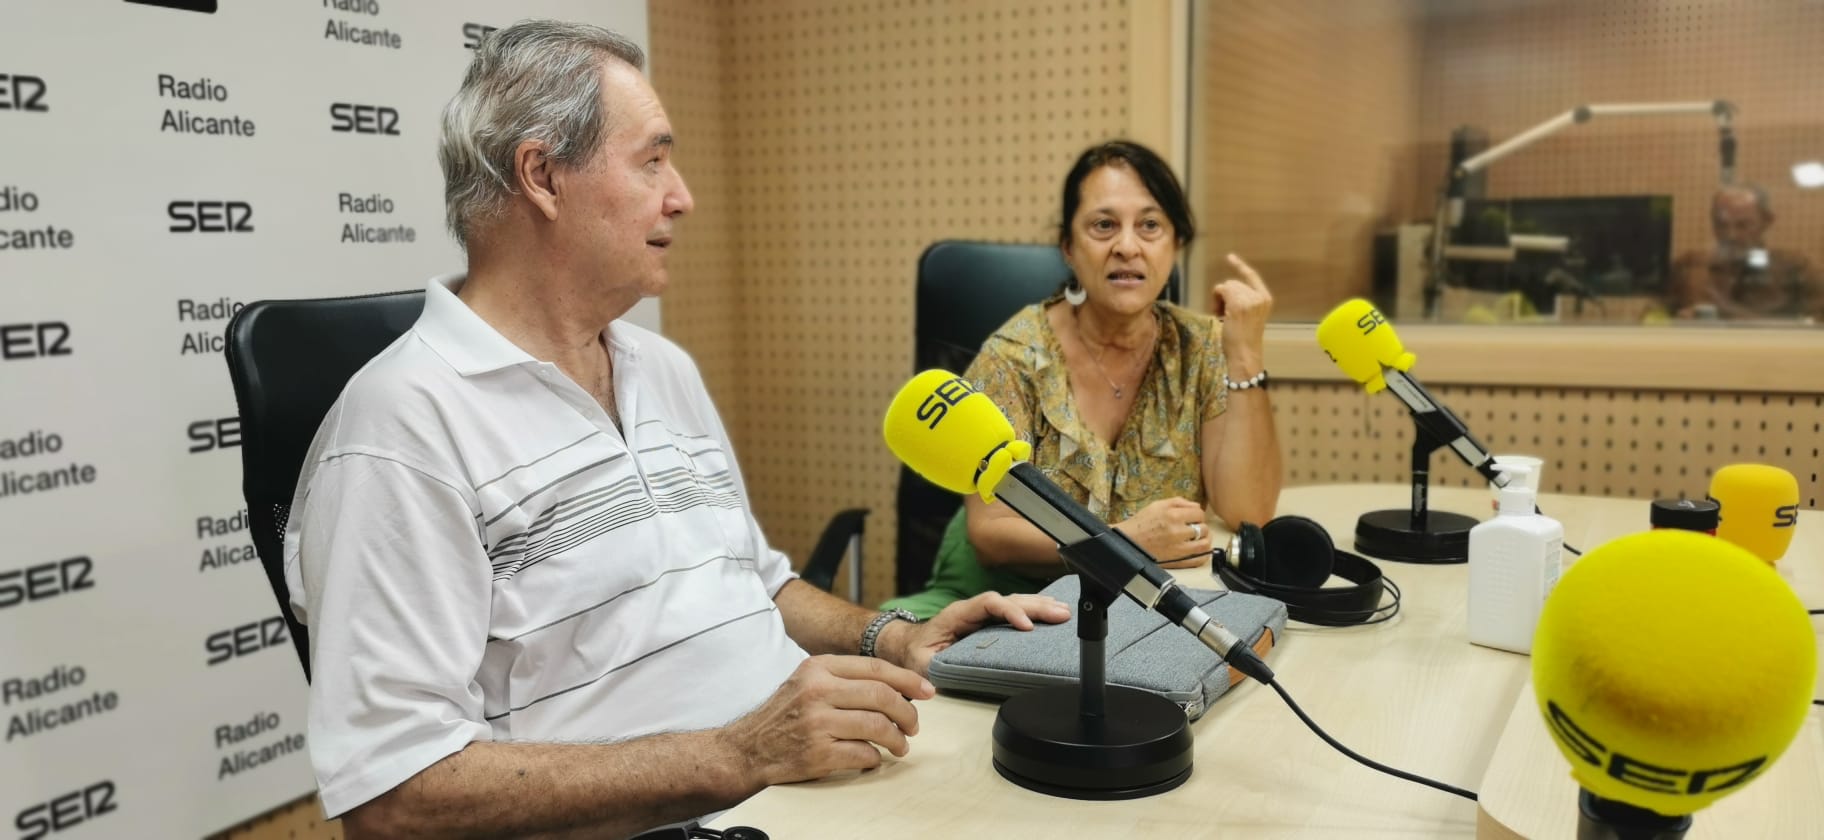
926, 575, 1287, 720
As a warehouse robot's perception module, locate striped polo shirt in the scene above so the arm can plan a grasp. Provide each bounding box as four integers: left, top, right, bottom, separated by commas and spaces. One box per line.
284, 274, 806, 818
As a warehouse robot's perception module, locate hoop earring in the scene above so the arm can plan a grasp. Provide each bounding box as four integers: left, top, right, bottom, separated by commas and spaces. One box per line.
1064, 281, 1088, 307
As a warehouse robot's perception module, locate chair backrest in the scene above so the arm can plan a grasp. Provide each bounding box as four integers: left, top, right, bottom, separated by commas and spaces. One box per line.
223, 290, 426, 680
896, 240, 1182, 595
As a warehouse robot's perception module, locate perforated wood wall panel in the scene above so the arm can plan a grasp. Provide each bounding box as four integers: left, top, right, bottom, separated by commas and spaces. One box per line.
208, 795, 338, 840
1190, 0, 1425, 319
649, 0, 746, 434
1276, 381, 1823, 509
654, 0, 1141, 605
1415, 0, 1824, 291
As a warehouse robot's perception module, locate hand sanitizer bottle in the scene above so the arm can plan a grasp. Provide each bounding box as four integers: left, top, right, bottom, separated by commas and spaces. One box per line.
1467, 464, 1563, 654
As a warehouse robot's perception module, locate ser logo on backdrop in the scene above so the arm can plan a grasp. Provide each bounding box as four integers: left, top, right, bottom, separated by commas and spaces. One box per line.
167, 201, 253, 233
463, 22, 498, 49
205, 617, 288, 666
0, 73, 49, 113
0, 556, 95, 611
186, 417, 240, 453
0, 322, 72, 361
13, 781, 117, 840
329, 102, 399, 135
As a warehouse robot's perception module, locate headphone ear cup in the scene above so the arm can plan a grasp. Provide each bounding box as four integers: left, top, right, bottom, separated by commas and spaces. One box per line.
1259, 516, 1337, 589
1234, 522, 1269, 579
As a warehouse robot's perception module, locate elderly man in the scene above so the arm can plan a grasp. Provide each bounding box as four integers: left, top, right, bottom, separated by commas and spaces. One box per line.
284, 20, 1067, 839
1669, 184, 1822, 321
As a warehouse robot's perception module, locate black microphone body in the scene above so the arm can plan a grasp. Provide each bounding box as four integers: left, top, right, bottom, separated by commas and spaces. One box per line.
1719, 125, 1736, 185
1578, 790, 1693, 840
990, 462, 1275, 684
1381, 368, 1507, 487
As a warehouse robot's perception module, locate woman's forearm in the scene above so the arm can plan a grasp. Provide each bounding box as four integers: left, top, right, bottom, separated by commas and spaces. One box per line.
1209, 388, 1283, 527
965, 501, 1068, 574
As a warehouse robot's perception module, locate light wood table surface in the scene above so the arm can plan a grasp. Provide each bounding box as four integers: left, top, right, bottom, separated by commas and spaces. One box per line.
714, 484, 1824, 838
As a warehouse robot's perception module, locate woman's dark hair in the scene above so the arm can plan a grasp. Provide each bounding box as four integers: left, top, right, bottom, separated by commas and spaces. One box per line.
1056, 140, 1196, 249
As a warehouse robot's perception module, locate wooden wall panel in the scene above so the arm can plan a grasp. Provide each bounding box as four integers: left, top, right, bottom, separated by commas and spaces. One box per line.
655, 0, 1144, 606
208, 795, 336, 840
1190, 0, 1426, 319
1277, 380, 1823, 510
650, 0, 746, 436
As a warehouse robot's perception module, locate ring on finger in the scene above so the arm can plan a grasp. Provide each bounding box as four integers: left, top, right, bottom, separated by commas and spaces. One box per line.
1189, 522, 1203, 541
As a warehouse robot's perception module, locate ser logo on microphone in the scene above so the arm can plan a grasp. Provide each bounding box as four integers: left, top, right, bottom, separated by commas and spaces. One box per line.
916, 376, 975, 430
1774, 504, 1799, 528
1545, 700, 1766, 796
1707, 496, 1800, 529
1355, 307, 1387, 335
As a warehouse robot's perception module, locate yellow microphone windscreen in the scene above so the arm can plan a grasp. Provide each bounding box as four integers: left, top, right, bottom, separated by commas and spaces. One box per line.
1709, 463, 1801, 564
883, 370, 1028, 500
1315, 299, 1416, 394
1532, 530, 1816, 816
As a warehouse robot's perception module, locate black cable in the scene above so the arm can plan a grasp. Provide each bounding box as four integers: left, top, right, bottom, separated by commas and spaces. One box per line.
1267, 679, 1478, 802
1533, 505, 1582, 555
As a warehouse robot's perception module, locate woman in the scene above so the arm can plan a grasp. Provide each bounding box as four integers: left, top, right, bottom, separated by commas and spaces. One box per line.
885, 140, 1284, 619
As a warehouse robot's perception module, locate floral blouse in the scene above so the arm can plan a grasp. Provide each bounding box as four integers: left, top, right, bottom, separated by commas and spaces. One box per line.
964, 296, 1230, 523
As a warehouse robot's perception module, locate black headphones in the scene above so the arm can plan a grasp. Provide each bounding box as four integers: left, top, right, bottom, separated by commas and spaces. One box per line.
1212, 515, 1400, 627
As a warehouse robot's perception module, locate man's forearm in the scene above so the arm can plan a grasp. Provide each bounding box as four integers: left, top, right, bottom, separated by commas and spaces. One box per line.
342, 733, 754, 839
774, 578, 877, 656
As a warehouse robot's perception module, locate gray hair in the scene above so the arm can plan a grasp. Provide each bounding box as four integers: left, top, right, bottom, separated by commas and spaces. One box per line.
1715, 182, 1773, 218
439, 20, 645, 249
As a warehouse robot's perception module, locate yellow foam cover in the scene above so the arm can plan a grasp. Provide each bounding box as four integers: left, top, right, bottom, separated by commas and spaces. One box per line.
1532, 530, 1816, 816
1315, 299, 1417, 394
882, 369, 1032, 503
1709, 463, 1801, 564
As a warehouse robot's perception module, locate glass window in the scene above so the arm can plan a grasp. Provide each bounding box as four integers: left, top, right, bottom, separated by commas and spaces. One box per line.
1188, 0, 1824, 327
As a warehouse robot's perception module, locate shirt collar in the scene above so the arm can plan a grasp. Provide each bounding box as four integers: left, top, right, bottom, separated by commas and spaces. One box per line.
414, 272, 643, 376
415, 272, 536, 376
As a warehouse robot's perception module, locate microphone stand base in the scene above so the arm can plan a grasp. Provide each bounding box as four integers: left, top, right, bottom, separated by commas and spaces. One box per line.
1577, 789, 1693, 840
1354, 508, 1478, 563
991, 684, 1193, 800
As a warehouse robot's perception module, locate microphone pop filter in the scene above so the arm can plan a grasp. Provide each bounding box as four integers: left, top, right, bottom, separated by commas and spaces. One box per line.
882, 370, 1030, 501
1315, 299, 1416, 394
1531, 530, 1815, 816
1709, 463, 1800, 564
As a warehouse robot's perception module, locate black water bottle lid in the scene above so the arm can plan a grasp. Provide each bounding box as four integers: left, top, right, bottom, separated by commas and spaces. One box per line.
1650, 498, 1720, 532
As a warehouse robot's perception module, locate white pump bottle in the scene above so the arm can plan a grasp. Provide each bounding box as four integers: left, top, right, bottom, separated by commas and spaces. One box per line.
1467, 464, 1563, 654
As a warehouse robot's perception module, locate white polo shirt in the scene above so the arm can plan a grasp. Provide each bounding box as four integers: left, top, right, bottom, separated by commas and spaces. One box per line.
283, 274, 806, 818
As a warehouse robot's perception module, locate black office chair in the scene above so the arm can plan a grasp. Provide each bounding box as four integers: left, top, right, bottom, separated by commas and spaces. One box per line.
223, 290, 427, 681
797, 507, 870, 599
878, 240, 1184, 596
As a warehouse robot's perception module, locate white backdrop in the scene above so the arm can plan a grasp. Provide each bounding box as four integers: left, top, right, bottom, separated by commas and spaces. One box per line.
1, 2, 651, 836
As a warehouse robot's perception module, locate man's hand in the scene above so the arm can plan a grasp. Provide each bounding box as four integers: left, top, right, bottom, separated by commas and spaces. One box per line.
719, 655, 934, 788
885, 592, 1071, 677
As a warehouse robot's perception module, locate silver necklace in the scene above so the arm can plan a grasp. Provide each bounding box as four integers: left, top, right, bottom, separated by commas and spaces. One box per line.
1075, 309, 1157, 400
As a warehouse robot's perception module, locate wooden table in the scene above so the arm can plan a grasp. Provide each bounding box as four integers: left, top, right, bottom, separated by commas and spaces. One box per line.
714, 485, 1824, 838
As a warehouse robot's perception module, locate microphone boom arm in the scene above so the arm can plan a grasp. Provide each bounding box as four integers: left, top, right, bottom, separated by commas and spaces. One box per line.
993, 462, 1274, 683
1383, 369, 1506, 488
1428, 99, 1736, 317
